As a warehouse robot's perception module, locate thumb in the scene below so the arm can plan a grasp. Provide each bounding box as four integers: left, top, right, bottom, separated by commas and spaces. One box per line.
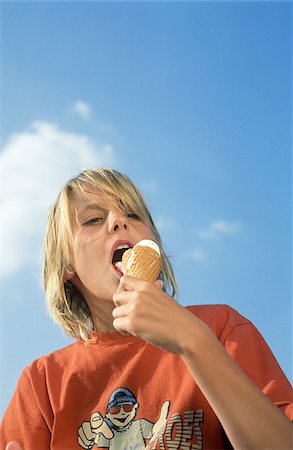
154, 279, 164, 290
90, 412, 103, 431
159, 400, 170, 420
6, 442, 23, 450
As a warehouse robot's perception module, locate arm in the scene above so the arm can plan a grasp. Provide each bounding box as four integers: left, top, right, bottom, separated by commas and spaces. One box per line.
0, 368, 51, 450
78, 412, 113, 449
147, 401, 170, 447
113, 276, 293, 450
5, 443, 23, 450
180, 319, 293, 450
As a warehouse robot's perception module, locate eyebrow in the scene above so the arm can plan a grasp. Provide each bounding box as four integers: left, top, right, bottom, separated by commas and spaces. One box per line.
78, 203, 106, 215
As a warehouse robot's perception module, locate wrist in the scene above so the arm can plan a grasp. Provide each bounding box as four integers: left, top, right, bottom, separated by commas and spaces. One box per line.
176, 310, 215, 358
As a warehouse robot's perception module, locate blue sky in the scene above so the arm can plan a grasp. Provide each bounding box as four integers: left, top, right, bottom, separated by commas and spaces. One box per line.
0, 1, 292, 418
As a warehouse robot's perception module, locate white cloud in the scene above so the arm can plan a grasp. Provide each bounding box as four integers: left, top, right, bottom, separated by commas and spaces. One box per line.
191, 248, 207, 262
197, 220, 242, 240
73, 100, 91, 119
155, 216, 176, 232
140, 180, 159, 193
186, 220, 243, 265
0, 121, 116, 279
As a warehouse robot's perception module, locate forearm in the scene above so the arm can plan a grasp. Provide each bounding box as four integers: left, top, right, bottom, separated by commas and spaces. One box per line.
112, 281, 292, 448
180, 322, 293, 450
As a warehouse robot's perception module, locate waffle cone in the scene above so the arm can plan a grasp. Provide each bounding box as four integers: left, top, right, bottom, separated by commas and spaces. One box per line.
122, 246, 162, 282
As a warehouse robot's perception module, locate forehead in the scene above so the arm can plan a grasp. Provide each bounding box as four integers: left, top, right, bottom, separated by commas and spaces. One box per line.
69, 183, 142, 223
72, 186, 116, 213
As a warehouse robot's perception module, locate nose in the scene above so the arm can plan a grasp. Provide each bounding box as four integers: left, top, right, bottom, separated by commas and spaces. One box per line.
108, 210, 128, 233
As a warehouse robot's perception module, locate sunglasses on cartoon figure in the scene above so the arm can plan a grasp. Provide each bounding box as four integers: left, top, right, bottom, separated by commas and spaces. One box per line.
109, 403, 135, 414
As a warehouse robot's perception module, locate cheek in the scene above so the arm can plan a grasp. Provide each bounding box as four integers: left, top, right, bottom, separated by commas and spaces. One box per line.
128, 410, 136, 421
108, 414, 122, 425
137, 222, 154, 239
74, 232, 101, 264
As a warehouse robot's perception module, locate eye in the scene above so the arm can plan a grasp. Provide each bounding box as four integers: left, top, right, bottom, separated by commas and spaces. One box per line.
83, 216, 103, 226
126, 213, 140, 220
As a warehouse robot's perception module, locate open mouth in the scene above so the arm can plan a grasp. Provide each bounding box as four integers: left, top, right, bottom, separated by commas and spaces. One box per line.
116, 417, 128, 424
112, 245, 132, 275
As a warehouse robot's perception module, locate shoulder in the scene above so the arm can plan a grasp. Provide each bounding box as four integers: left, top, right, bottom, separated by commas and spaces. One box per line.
23, 340, 81, 379
185, 303, 251, 325
185, 304, 252, 342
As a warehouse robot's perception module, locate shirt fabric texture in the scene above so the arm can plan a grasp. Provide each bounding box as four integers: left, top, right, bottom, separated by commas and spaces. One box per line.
1, 304, 292, 450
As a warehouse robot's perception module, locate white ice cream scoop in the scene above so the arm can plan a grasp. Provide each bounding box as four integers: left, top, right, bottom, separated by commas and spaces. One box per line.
133, 239, 161, 256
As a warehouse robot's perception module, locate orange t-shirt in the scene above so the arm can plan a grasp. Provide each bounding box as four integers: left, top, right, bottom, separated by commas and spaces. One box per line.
1, 305, 292, 450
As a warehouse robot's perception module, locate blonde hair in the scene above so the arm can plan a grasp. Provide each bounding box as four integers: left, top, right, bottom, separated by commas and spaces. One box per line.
44, 168, 177, 342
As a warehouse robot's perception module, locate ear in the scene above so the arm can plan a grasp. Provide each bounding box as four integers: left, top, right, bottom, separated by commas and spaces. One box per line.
63, 267, 76, 281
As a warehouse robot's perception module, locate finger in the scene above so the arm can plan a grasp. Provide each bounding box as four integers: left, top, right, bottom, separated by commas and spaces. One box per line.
154, 279, 164, 290
117, 275, 150, 293
5, 443, 23, 450
90, 412, 103, 431
160, 401, 170, 420
115, 275, 136, 294
78, 435, 92, 449
112, 303, 131, 319
95, 421, 114, 441
113, 288, 138, 307
113, 315, 131, 335
114, 276, 155, 306
81, 421, 95, 440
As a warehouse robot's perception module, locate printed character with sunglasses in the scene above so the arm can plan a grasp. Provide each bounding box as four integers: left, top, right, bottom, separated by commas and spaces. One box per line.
78, 388, 170, 449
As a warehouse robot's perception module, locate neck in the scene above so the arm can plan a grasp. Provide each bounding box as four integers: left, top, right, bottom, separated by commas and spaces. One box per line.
88, 299, 116, 333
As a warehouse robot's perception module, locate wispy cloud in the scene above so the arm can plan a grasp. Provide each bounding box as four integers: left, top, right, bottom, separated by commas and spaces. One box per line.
155, 215, 176, 232
140, 180, 159, 193
0, 121, 116, 279
191, 248, 207, 263
187, 219, 243, 265
197, 220, 242, 240
73, 100, 92, 119
72, 100, 117, 135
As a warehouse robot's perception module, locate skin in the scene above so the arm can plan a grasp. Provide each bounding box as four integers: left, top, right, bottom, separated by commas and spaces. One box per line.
70, 188, 154, 332
106, 402, 138, 427
113, 276, 293, 449
6, 188, 293, 450
5, 443, 22, 450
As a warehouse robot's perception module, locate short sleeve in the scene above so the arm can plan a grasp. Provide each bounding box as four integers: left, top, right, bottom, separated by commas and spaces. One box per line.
224, 321, 293, 421
140, 418, 153, 439
0, 367, 52, 449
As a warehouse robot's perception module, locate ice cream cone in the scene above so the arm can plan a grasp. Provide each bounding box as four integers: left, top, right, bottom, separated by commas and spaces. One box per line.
122, 240, 162, 282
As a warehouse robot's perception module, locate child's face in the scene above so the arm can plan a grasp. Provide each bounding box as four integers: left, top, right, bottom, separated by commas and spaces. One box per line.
106, 402, 138, 428
69, 186, 154, 307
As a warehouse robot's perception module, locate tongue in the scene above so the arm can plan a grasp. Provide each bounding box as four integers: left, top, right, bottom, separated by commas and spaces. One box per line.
114, 261, 124, 275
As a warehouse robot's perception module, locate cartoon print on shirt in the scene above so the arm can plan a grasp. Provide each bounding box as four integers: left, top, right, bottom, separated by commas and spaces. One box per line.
77, 387, 170, 450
